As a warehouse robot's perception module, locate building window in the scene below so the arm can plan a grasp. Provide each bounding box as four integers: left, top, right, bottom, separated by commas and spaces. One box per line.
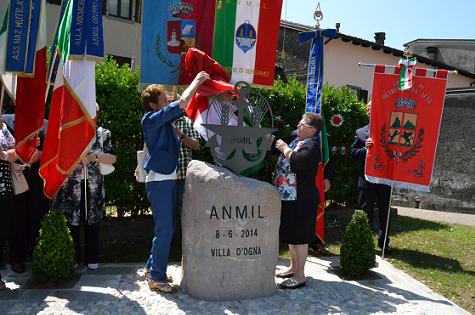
346, 85, 368, 103
107, 0, 132, 20
109, 55, 132, 67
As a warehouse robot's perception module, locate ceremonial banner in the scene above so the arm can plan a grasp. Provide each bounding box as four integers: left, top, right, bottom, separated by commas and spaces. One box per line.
40, 0, 102, 198
0, 6, 17, 99
141, 0, 216, 85
140, 0, 282, 87
214, 0, 283, 86
0, 1, 47, 163
365, 65, 448, 192
299, 28, 337, 242
15, 0, 47, 163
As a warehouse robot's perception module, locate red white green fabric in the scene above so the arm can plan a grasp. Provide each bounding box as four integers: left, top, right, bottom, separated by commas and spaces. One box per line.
40, 0, 97, 199
398, 57, 417, 90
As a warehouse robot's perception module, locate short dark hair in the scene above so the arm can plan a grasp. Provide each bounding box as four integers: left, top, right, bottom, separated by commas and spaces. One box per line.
141, 84, 167, 111
302, 112, 323, 133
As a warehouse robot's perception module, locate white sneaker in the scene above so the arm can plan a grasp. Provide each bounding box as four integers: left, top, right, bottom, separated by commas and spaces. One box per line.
87, 263, 99, 270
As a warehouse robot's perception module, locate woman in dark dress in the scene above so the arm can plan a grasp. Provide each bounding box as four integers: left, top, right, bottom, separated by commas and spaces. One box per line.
273, 112, 323, 289
0, 116, 18, 289
52, 127, 116, 270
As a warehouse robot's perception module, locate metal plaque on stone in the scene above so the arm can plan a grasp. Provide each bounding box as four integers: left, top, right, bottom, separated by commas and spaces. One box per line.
203, 81, 276, 175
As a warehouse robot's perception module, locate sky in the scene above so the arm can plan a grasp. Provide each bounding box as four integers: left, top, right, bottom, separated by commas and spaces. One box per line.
281, 0, 475, 49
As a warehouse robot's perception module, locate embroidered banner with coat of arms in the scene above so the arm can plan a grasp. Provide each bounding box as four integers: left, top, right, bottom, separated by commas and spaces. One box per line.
140, 0, 283, 87
365, 65, 448, 192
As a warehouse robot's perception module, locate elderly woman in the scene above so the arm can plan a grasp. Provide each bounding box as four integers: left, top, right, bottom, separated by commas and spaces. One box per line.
141, 71, 209, 293
0, 115, 18, 290
273, 112, 323, 289
53, 126, 116, 270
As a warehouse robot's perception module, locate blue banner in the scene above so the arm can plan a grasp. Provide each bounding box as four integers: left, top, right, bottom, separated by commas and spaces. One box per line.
24, 0, 41, 74
85, 0, 104, 58
69, 0, 86, 56
69, 0, 104, 58
299, 29, 337, 114
5, 0, 32, 73
140, 0, 181, 85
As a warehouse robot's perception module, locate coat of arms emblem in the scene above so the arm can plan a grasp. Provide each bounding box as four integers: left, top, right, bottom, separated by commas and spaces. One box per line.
381, 110, 424, 162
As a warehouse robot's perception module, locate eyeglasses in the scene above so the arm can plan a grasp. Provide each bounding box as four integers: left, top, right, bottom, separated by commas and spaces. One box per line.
297, 121, 314, 129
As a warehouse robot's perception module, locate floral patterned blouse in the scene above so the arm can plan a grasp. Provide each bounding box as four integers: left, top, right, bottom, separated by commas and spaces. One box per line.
274, 138, 312, 201
52, 127, 115, 226
0, 123, 15, 196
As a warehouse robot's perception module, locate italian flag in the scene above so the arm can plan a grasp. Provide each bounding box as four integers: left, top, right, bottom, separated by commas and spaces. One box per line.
40, 0, 97, 199
15, 0, 47, 163
398, 57, 417, 90
213, 0, 283, 87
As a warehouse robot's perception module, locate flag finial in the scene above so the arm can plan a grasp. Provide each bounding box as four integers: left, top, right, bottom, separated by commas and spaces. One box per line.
314, 2, 323, 29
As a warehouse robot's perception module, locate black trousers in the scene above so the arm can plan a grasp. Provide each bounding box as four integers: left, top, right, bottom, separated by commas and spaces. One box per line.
26, 163, 51, 255
68, 180, 100, 264
0, 194, 14, 266
9, 192, 29, 265
357, 183, 391, 247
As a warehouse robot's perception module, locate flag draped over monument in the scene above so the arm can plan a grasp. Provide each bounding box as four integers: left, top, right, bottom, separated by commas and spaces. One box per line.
184, 48, 234, 140
1, 0, 47, 163
365, 65, 448, 192
299, 28, 337, 242
40, 0, 104, 199
140, 0, 283, 87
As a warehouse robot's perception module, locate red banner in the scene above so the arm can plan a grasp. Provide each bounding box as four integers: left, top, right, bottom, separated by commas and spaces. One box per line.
365, 66, 448, 191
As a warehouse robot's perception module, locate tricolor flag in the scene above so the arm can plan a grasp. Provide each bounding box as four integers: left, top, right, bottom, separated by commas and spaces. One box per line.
398, 57, 417, 90
40, 0, 103, 199
141, 0, 283, 87
183, 48, 234, 140
0, 0, 47, 163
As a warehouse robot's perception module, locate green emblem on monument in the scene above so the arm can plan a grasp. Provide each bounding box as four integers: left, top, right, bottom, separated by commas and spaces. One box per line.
203, 82, 276, 175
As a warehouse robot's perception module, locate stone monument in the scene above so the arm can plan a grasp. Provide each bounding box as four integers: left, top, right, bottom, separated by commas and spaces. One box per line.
180, 160, 281, 300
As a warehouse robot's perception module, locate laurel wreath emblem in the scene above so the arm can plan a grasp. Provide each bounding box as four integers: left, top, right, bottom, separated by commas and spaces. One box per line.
380, 124, 424, 162
154, 34, 179, 73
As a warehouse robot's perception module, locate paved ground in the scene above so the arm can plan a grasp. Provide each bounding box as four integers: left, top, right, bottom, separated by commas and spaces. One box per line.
0, 256, 469, 315
396, 206, 475, 227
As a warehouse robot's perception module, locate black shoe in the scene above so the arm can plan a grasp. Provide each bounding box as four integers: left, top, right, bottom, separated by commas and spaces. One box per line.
11, 263, 26, 274
309, 242, 330, 256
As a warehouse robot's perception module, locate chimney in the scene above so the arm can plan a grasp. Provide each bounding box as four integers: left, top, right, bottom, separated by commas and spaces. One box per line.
335, 23, 340, 32
374, 32, 386, 45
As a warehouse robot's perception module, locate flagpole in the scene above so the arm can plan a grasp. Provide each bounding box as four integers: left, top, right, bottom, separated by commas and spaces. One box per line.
381, 186, 393, 259
84, 163, 88, 221
0, 85, 4, 115
358, 62, 458, 75
45, 50, 58, 102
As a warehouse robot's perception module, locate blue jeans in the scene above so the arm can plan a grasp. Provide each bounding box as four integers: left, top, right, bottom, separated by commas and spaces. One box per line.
145, 180, 176, 282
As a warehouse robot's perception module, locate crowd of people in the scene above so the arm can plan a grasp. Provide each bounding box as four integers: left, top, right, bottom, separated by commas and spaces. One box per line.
0, 73, 392, 293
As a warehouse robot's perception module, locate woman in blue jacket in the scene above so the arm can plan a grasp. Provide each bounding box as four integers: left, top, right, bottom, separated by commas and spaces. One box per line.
141, 71, 209, 293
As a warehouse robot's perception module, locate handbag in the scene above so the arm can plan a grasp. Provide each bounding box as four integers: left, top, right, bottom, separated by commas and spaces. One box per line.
135, 143, 148, 183
10, 162, 29, 195
97, 127, 115, 175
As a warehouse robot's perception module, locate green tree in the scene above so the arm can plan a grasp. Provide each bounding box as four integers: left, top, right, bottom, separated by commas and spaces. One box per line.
32, 211, 75, 283
95, 57, 149, 216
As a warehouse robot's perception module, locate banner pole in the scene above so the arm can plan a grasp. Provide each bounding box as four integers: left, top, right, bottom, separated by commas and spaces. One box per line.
0, 85, 4, 115
358, 62, 458, 75
381, 185, 393, 259
45, 50, 58, 103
